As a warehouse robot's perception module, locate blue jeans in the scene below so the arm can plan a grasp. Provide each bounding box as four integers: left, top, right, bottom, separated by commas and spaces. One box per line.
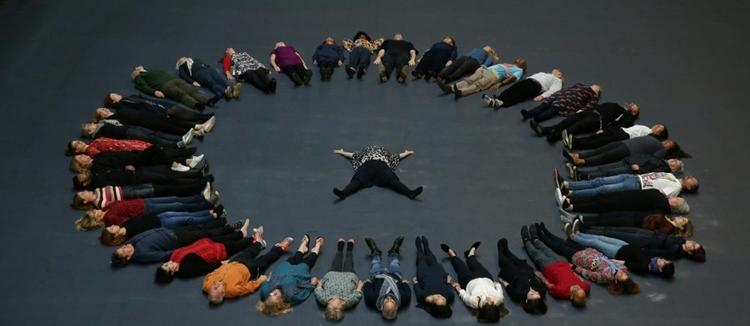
142, 195, 210, 216
369, 253, 401, 279
348, 47, 371, 70
158, 210, 214, 228
570, 232, 627, 258
568, 174, 640, 198
193, 67, 229, 97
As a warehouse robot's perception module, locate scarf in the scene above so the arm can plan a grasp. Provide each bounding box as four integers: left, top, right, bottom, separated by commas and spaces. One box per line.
176, 58, 194, 76
648, 257, 660, 273
374, 274, 400, 310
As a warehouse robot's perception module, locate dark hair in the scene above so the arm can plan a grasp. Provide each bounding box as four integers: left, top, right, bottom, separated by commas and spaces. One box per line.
110, 251, 129, 268
352, 31, 371, 41
686, 246, 706, 262
658, 261, 675, 278
426, 303, 452, 319
100, 228, 128, 246
654, 124, 669, 140
103, 93, 117, 107
445, 36, 456, 48
73, 173, 89, 190
607, 278, 640, 295
522, 298, 547, 315
682, 176, 699, 193
65, 140, 77, 156
155, 266, 175, 284
665, 141, 691, 159
476, 304, 501, 323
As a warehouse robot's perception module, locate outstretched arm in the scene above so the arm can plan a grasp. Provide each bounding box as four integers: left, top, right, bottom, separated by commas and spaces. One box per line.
333, 149, 354, 159
408, 50, 417, 66
373, 49, 385, 65
399, 150, 415, 159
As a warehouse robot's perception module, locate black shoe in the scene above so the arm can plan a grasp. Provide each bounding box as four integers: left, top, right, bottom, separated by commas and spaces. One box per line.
439, 243, 452, 255
357, 67, 365, 79
207, 96, 220, 107
365, 237, 381, 255
388, 236, 404, 255
562, 149, 575, 162
530, 120, 544, 136
194, 102, 205, 111
437, 80, 452, 94
212, 205, 227, 218
333, 188, 346, 200
269, 79, 277, 94
409, 186, 423, 199
464, 241, 481, 258
229, 220, 244, 230
420, 235, 429, 249
453, 87, 462, 100
546, 133, 558, 143
346, 66, 355, 79
303, 70, 312, 86
497, 238, 509, 252
521, 225, 530, 242
397, 74, 406, 84
529, 224, 540, 240
520, 109, 531, 120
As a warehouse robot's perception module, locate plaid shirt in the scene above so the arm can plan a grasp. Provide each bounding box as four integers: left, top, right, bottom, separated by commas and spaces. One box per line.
544, 83, 599, 116
571, 248, 627, 284
170, 238, 228, 264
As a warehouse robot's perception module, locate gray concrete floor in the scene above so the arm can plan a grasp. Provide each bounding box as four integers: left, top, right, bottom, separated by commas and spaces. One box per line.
1, 0, 749, 325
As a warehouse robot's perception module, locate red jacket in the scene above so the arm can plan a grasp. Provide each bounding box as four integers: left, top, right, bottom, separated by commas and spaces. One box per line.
103, 199, 145, 226
85, 137, 152, 157
543, 261, 591, 299
170, 238, 228, 264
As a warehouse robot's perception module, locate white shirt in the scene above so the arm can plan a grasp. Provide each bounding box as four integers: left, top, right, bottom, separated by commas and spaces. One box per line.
458, 278, 504, 309
622, 125, 652, 138
529, 72, 563, 98
638, 172, 681, 197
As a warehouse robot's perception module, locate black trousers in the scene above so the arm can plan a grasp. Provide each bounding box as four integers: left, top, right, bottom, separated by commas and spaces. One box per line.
176, 238, 254, 279
329, 242, 355, 273
572, 128, 629, 150
496, 79, 542, 107
287, 251, 319, 269
167, 106, 212, 123
440, 56, 480, 82
239, 68, 274, 92
547, 112, 600, 140
117, 111, 194, 136
338, 161, 416, 199
526, 102, 559, 122
235, 244, 285, 278
122, 178, 206, 198
382, 52, 410, 77
583, 212, 647, 228
537, 225, 585, 261
449, 256, 492, 289
577, 143, 631, 166
284, 64, 310, 86
119, 125, 181, 147
576, 161, 635, 179
174, 224, 240, 245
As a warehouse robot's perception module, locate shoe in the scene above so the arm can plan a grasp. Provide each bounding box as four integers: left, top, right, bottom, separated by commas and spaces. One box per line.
562, 198, 572, 211
202, 181, 212, 199
203, 116, 216, 133
562, 130, 571, 149
346, 66, 355, 79
481, 94, 494, 107
529, 224, 540, 240
565, 163, 576, 178
497, 238, 509, 252
464, 241, 481, 258
397, 75, 406, 84
189, 154, 205, 168
176, 140, 186, 148
208, 190, 220, 206
437, 80, 452, 94
572, 218, 582, 234
554, 168, 564, 190
269, 79, 277, 94
379, 71, 388, 83
520, 109, 531, 120
520, 225, 530, 242
562, 149, 575, 162
492, 99, 504, 109
530, 120, 544, 136
564, 222, 573, 238
207, 96, 220, 107
439, 244, 452, 255
409, 186, 423, 199
554, 188, 565, 207
303, 70, 312, 86
171, 163, 190, 172
388, 236, 404, 255
181, 130, 194, 145
192, 128, 205, 138
453, 87, 462, 100
232, 83, 242, 98
333, 188, 346, 200
357, 67, 365, 79
230, 220, 243, 230
224, 86, 233, 99
213, 204, 227, 218
559, 213, 573, 224
365, 237, 381, 255
566, 131, 574, 148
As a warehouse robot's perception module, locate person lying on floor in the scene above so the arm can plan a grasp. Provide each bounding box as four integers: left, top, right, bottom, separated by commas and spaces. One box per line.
412, 236, 454, 319
221, 47, 277, 94
496, 238, 548, 315
563, 136, 690, 167
332, 146, 423, 200
559, 210, 693, 237
530, 102, 640, 143
312, 36, 346, 82
270, 42, 312, 87
373, 33, 417, 84
132, 65, 216, 110
341, 31, 383, 79
103, 93, 214, 123
176, 56, 240, 100
72, 164, 206, 190
437, 45, 498, 83
564, 123, 668, 150
361, 236, 411, 320
411, 36, 457, 82
482, 69, 563, 109
554, 169, 699, 198
81, 119, 192, 148
520, 225, 590, 308
69, 145, 205, 174
72, 178, 212, 209
203, 236, 293, 304
98, 208, 228, 245
438, 59, 527, 100
93, 107, 214, 137
314, 238, 363, 322
74, 194, 218, 231
568, 155, 684, 180
109, 218, 249, 266
558, 189, 690, 215
441, 241, 508, 322
578, 225, 706, 262
155, 227, 265, 283
533, 223, 640, 295
257, 235, 324, 316
520, 83, 601, 123
67, 137, 152, 157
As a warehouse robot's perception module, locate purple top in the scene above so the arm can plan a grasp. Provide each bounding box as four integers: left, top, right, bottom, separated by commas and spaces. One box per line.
271, 46, 303, 72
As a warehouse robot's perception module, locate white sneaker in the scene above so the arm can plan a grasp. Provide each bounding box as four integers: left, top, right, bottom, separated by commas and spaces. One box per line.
482, 94, 494, 107
202, 182, 212, 199
203, 116, 216, 133
171, 163, 190, 172
182, 130, 194, 145
554, 188, 565, 207
192, 128, 205, 137
562, 130, 571, 148
189, 154, 205, 168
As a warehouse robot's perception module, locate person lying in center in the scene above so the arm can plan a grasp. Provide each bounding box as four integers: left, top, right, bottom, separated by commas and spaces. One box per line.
362, 236, 411, 320
373, 33, 417, 84
176, 56, 240, 100
103, 93, 213, 124
559, 189, 691, 215
332, 146, 423, 200
314, 238, 363, 322
413, 236, 454, 319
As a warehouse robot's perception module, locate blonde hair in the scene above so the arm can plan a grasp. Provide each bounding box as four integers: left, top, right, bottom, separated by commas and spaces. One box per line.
256, 299, 292, 316
75, 210, 104, 231
324, 304, 344, 321
69, 157, 89, 173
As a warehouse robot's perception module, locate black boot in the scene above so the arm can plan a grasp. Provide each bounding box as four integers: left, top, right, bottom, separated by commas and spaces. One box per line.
357, 67, 365, 79
529, 224, 540, 240
464, 241, 481, 258
346, 66, 356, 79
388, 236, 404, 255
497, 238, 509, 253
409, 186, 423, 199
268, 78, 277, 94
521, 225, 531, 242
365, 237, 381, 255
290, 72, 304, 86
303, 70, 313, 86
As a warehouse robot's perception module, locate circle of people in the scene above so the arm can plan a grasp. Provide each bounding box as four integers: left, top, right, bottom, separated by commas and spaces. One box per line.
66, 31, 704, 323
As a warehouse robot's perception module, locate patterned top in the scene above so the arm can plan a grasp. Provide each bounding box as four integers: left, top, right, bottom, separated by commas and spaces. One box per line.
571, 248, 627, 284
351, 146, 401, 171
95, 185, 124, 209
223, 52, 266, 76
544, 83, 600, 116
314, 271, 363, 308
85, 137, 152, 157
342, 38, 381, 53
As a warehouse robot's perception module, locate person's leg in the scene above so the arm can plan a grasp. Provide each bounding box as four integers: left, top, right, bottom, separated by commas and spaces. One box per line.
193, 68, 225, 97
369, 253, 386, 278
220, 238, 254, 257
125, 127, 177, 147
466, 256, 493, 280
523, 238, 555, 269
161, 80, 199, 108
422, 237, 438, 265
329, 244, 344, 272
301, 252, 319, 269
387, 252, 402, 278
381, 170, 419, 199
565, 114, 601, 135
285, 68, 304, 86
573, 129, 629, 150
580, 145, 630, 166
454, 69, 486, 94
448, 256, 473, 289
547, 114, 586, 138
533, 238, 567, 263
144, 196, 211, 215
570, 233, 622, 258
206, 67, 230, 91
167, 106, 212, 123
335, 178, 363, 199
176, 80, 211, 106
150, 181, 204, 198
158, 210, 214, 228
471, 70, 500, 94
439, 56, 463, 81
343, 241, 355, 273
537, 228, 580, 261
227, 242, 263, 263
382, 53, 398, 77
445, 58, 480, 82
570, 175, 641, 198
287, 250, 305, 265
241, 245, 285, 276
497, 79, 541, 106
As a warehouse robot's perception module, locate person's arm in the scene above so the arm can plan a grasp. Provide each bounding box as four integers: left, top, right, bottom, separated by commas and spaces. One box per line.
337, 46, 346, 65
398, 150, 415, 159
221, 54, 234, 80
133, 76, 159, 97
295, 52, 309, 70
490, 76, 517, 90
269, 53, 281, 72
455, 284, 479, 308
312, 46, 322, 65
482, 55, 494, 67
333, 148, 354, 159
539, 78, 563, 99
408, 49, 417, 66
400, 282, 412, 307
574, 266, 603, 284
535, 271, 553, 289
373, 49, 385, 65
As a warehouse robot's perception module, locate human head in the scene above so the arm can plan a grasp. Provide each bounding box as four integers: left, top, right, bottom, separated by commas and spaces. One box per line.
624, 103, 640, 117
443, 36, 455, 46
81, 122, 98, 137
551, 69, 563, 80
681, 176, 700, 193
225, 47, 235, 55
669, 197, 690, 214
155, 261, 179, 283
353, 31, 371, 41
653, 258, 675, 278
66, 140, 88, 156
607, 272, 640, 295
393, 33, 403, 40
74, 209, 105, 231
103, 92, 122, 107
667, 159, 683, 173
682, 240, 706, 262
521, 289, 547, 315
476, 302, 502, 323
111, 244, 134, 267
423, 294, 452, 318
70, 154, 93, 173
664, 140, 691, 158
324, 298, 345, 321
208, 281, 225, 305
381, 296, 398, 320
324, 36, 335, 44
131, 66, 146, 79
73, 171, 91, 190
651, 124, 669, 139
256, 289, 293, 316
590, 84, 602, 96
672, 216, 694, 237
94, 107, 112, 121
100, 225, 128, 246
72, 191, 96, 209
514, 58, 527, 70
570, 285, 587, 308
274, 42, 286, 49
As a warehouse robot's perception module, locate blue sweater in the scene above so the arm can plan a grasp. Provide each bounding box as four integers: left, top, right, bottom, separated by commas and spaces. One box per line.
129, 228, 180, 263
466, 48, 495, 67
259, 262, 315, 306
312, 43, 346, 64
